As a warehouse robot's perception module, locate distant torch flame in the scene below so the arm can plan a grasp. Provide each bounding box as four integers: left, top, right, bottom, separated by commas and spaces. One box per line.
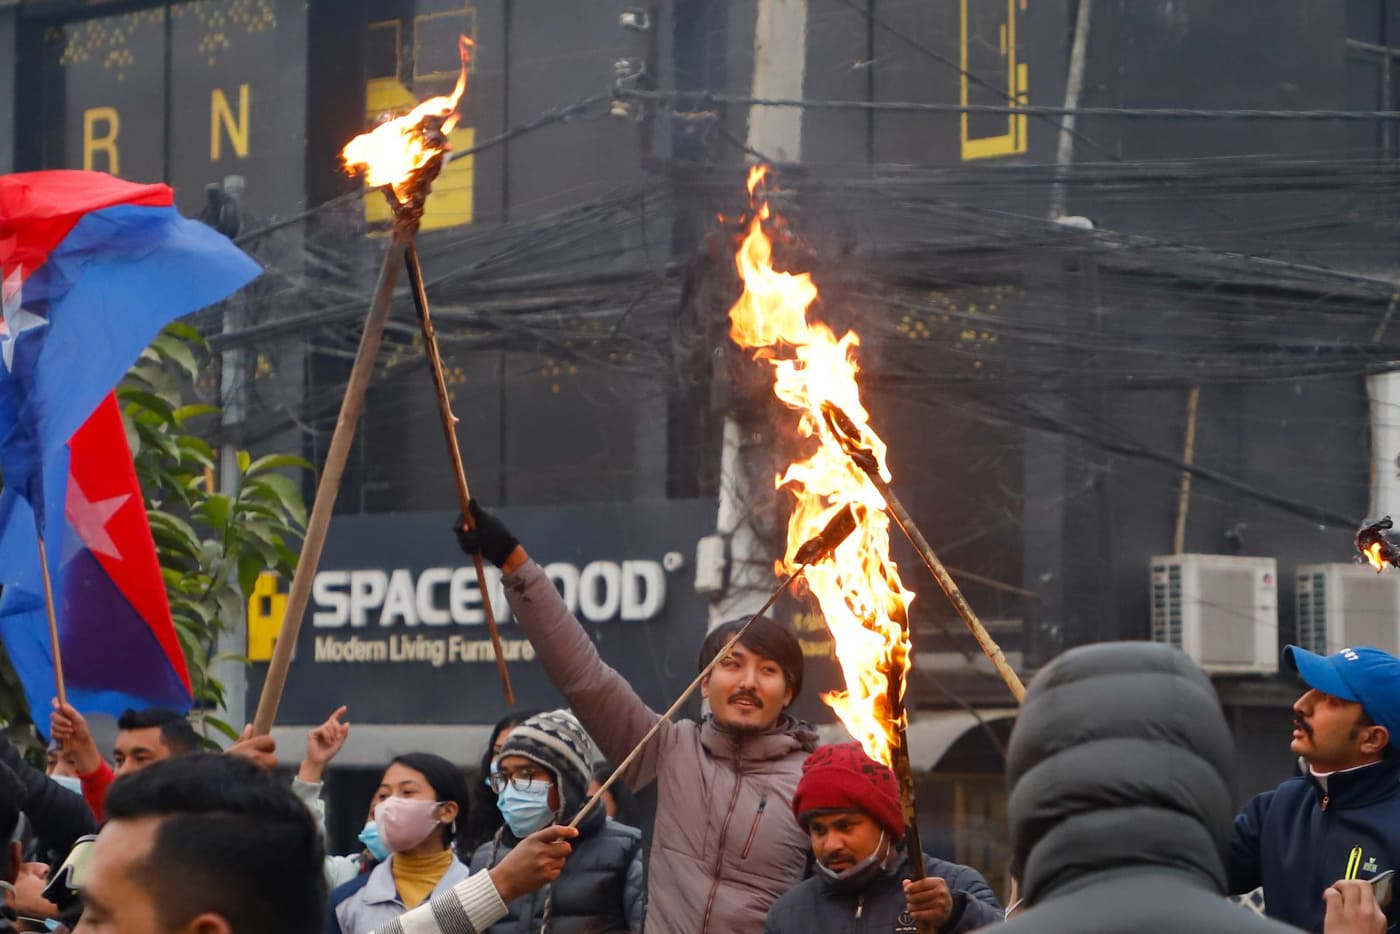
342, 35, 472, 201
1365, 541, 1387, 572
727, 166, 914, 767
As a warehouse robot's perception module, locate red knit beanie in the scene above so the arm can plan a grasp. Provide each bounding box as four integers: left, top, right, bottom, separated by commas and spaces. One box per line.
791, 742, 905, 841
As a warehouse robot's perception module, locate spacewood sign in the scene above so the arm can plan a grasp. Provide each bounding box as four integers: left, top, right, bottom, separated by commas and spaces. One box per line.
251, 501, 717, 725
311, 558, 672, 629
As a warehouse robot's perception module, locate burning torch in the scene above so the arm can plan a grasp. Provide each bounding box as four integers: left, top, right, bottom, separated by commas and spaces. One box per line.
1358, 517, 1400, 573
725, 165, 1020, 932
252, 36, 512, 734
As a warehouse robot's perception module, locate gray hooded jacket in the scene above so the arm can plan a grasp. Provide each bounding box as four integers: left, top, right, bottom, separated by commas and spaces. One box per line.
503, 558, 818, 934
997, 642, 1300, 934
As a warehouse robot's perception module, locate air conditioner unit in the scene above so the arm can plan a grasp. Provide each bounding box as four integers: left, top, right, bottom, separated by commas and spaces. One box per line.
1296, 563, 1400, 657
1149, 555, 1278, 674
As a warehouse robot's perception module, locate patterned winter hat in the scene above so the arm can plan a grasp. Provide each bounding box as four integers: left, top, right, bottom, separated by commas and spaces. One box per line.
497, 709, 594, 807
792, 742, 905, 841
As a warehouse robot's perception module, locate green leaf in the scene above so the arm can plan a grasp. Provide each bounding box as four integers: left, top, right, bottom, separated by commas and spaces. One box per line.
175, 435, 216, 469
162, 321, 208, 348
242, 474, 307, 528
119, 389, 178, 425
199, 715, 242, 742
197, 494, 233, 532
237, 450, 251, 474
244, 453, 314, 479
150, 333, 200, 381
238, 551, 267, 597
148, 514, 202, 559
173, 404, 220, 425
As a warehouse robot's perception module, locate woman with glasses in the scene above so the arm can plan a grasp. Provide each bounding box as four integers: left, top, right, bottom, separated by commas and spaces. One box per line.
327, 752, 472, 934
462, 709, 543, 854
472, 710, 645, 933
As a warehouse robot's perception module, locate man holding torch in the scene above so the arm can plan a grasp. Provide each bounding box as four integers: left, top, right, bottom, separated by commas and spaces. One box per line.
455, 503, 817, 934
765, 742, 1002, 933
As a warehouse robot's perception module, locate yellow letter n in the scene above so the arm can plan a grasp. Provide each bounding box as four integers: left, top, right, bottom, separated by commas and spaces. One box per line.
83, 107, 120, 174
211, 84, 250, 161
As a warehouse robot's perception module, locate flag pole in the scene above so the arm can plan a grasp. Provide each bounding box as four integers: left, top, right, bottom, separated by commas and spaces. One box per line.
34, 534, 66, 707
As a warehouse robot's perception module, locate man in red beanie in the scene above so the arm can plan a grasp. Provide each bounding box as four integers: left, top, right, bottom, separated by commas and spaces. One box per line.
765, 743, 1003, 933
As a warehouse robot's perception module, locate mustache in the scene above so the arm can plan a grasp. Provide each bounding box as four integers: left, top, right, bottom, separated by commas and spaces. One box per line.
728, 690, 763, 707
1293, 715, 1313, 738
821, 849, 855, 867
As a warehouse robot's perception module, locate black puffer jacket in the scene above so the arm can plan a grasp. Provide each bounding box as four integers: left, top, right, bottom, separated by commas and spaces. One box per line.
765, 849, 1002, 933
469, 802, 645, 934
0, 735, 96, 861
997, 642, 1299, 934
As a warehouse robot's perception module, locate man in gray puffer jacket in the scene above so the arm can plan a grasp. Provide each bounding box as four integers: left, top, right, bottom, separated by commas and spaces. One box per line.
997, 641, 1309, 934
457, 503, 818, 934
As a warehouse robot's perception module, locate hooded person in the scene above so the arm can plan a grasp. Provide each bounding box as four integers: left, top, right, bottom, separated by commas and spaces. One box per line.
996, 641, 1302, 934
470, 709, 645, 933
765, 742, 1002, 933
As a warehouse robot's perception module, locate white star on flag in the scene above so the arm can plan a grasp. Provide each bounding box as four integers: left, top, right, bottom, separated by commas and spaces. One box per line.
65, 476, 131, 561
0, 265, 48, 372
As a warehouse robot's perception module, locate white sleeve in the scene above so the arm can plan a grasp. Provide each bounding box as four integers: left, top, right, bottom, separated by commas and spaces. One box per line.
372, 870, 509, 934
291, 777, 328, 836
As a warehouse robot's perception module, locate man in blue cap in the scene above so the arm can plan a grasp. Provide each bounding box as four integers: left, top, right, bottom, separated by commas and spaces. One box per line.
1227, 644, 1400, 932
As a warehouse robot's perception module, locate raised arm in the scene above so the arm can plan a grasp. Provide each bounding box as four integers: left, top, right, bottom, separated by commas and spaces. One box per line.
455, 503, 668, 788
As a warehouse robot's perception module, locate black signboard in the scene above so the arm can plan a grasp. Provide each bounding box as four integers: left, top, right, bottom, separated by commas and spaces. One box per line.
30, 0, 306, 219
246, 499, 730, 726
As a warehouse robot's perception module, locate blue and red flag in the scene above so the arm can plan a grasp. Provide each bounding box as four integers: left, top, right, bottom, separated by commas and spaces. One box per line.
0, 170, 259, 723
0, 396, 194, 716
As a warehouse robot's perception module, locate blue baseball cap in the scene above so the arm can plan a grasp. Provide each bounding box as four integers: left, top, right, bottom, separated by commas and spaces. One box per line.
1283, 644, 1400, 741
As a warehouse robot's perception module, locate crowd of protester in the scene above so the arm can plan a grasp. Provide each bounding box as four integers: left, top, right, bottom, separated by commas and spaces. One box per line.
0, 503, 1394, 932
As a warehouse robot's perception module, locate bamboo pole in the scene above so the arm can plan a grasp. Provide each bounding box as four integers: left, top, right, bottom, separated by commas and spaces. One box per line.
36, 535, 65, 707
251, 169, 438, 734
1172, 386, 1200, 554
822, 402, 1026, 704
402, 244, 514, 704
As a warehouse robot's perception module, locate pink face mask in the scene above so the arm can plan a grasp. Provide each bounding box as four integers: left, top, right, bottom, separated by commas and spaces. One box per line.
374, 797, 445, 853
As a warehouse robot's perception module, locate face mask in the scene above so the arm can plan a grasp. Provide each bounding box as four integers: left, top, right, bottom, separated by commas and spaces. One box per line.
358, 820, 390, 862
814, 830, 889, 892
497, 782, 555, 838
50, 775, 82, 797
374, 797, 445, 853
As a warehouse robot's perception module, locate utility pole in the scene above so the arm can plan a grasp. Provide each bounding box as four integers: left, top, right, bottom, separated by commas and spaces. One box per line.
710, 0, 808, 627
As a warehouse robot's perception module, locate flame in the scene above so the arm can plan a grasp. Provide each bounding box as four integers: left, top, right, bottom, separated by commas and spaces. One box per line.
728, 166, 914, 766
342, 35, 473, 201
1366, 541, 1387, 573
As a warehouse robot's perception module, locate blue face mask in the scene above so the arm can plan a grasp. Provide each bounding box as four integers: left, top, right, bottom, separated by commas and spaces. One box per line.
50, 774, 82, 797
497, 783, 555, 838
358, 820, 390, 863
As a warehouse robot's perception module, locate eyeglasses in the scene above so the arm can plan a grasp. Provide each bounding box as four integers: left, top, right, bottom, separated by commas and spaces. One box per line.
488, 767, 553, 794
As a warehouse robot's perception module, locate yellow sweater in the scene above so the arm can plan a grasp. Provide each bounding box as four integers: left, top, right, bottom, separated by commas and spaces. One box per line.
392, 848, 455, 908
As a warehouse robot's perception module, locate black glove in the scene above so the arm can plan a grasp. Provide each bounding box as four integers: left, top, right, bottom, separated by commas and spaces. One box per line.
454, 500, 520, 569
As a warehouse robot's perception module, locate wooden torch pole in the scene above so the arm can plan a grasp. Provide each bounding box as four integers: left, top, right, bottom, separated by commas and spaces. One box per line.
888, 638, 935, 934
822, 402, 1026, 704
401, 243, 514, 704
251, 171, 436, 734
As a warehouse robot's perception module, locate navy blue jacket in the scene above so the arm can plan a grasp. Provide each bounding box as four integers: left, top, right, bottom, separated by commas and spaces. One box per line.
764, 850, 1003, 934
1227, 754, 1400, 932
